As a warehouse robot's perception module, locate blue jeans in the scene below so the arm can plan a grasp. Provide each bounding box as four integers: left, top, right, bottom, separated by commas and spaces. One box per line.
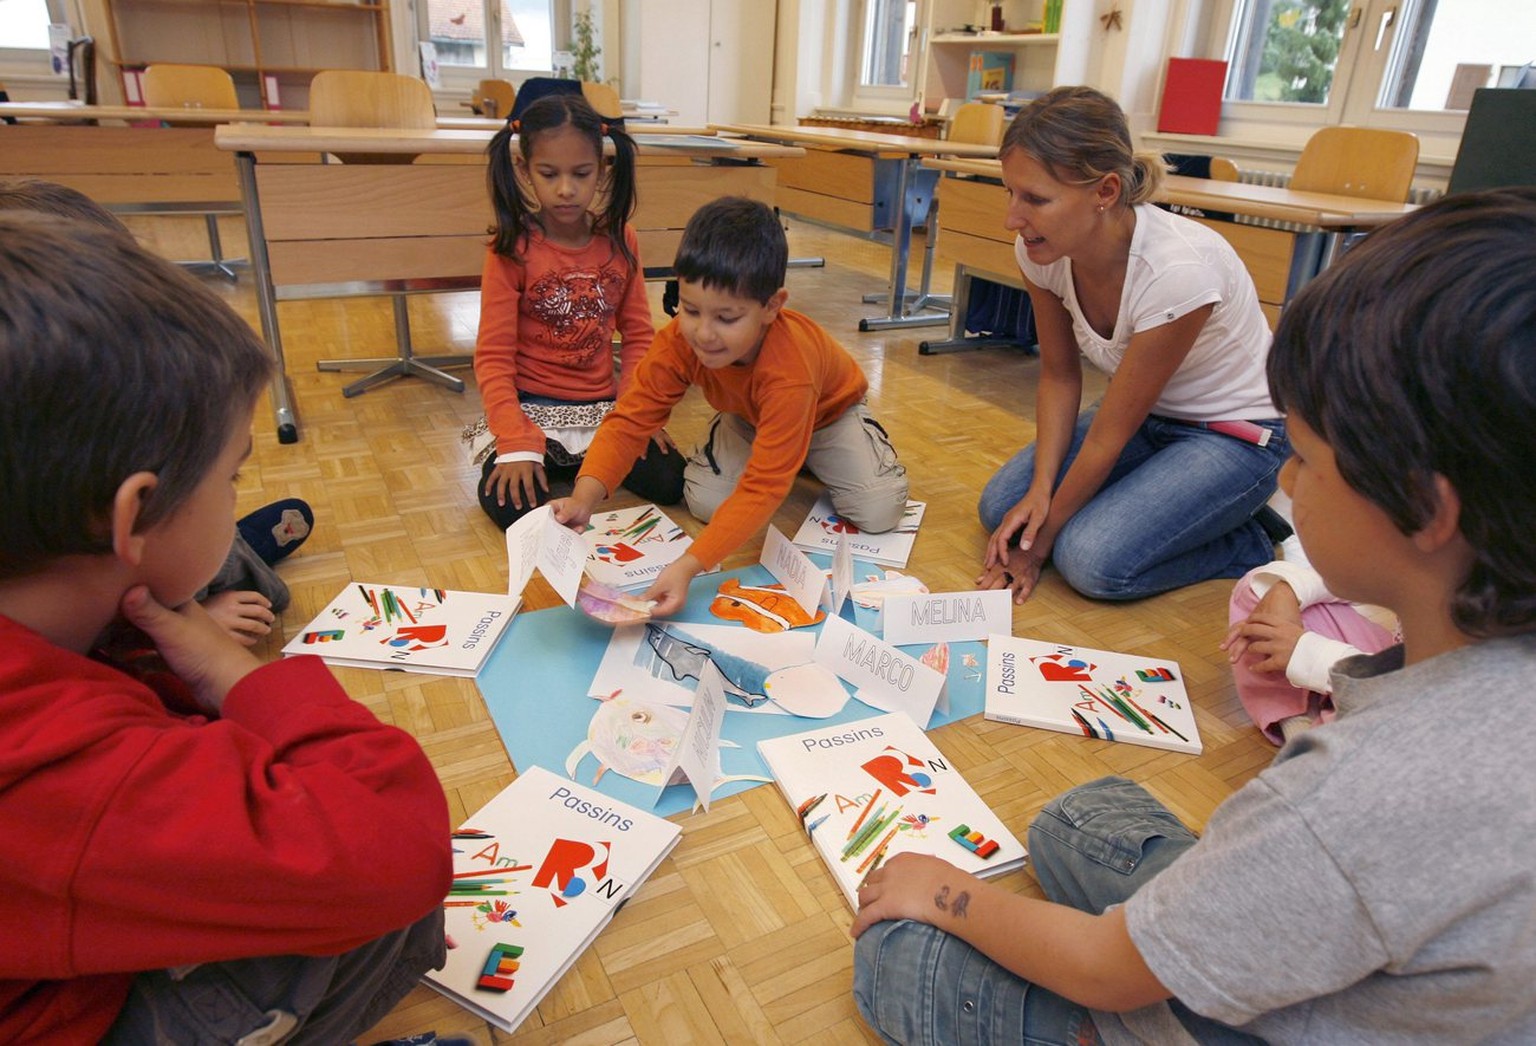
977, 411, 1289, 600
853, 777, 1202, 1046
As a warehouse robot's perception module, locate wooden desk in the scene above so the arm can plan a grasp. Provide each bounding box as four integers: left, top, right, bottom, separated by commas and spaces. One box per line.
923, 158, 1417, 340
215, 124, 802, 443
0, 101, 310, 124
711, 123, 998, 331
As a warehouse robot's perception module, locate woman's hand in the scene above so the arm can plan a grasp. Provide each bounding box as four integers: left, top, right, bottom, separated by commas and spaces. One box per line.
984, 487, 1051, 571
977, 544, 1046, 604
483, 460, 547, 511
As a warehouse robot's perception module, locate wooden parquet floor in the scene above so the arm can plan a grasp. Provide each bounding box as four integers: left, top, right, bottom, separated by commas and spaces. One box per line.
128, 212, 1279, 1045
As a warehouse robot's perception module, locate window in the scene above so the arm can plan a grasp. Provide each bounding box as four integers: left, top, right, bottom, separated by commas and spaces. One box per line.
0, 0, 51, 50
853, 0, 925, 107
1216, 0, 1536, 139
417, 0, 555, 83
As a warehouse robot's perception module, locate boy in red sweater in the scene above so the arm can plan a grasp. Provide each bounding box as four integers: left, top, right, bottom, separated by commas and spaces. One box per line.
0, 214, 453, 1045
554, 197, 909, 615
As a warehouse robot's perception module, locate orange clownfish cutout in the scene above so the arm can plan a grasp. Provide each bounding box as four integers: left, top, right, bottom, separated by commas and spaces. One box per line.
709, 578, 826, 633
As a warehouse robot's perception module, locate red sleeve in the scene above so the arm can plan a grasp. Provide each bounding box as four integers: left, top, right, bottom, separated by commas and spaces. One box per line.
59, 656, 452, 973
473, 247, 546, 457
613, 225, 655, 397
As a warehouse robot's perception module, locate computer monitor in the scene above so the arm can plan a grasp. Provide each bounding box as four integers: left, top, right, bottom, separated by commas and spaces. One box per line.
1446, 88, 1536, 195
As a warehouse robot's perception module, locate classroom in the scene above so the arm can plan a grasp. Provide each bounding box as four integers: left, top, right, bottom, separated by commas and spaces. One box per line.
2, 0, 1534, 1042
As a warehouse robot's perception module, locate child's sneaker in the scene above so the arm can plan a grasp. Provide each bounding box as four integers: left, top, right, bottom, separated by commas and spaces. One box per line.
237, 497, 314, 566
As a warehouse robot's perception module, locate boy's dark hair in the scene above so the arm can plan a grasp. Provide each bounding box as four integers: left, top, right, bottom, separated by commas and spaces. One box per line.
485, 93, 639, 268
0, 178, 133, 234
673, 196, 788, 305
1268, 186, 1536, 637
0, 213, 273, 581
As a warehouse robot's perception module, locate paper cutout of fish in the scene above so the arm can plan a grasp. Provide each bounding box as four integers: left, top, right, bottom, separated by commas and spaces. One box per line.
709, 577, 826, 633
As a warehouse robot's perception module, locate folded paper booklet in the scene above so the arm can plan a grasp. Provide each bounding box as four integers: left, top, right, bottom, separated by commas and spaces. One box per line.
582, 503, 693, 589
789, 493, 926, 568
280, 583, 519, 677
757, 712, 1026, 910
984, 634, 1202, 755
424, 766, 682, 1033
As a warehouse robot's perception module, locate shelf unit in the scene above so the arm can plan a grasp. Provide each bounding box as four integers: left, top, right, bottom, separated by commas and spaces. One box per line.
922, 0, 1088, 103
100, 0, 392, 109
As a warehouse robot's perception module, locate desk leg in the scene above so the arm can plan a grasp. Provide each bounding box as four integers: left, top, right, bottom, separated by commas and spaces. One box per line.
235, 150, 299, 444
918, 264, 1032, 355
859, 156, 948, 333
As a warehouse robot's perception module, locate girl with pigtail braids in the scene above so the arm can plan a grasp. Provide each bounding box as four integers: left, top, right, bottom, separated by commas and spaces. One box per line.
469, 94, 683, 529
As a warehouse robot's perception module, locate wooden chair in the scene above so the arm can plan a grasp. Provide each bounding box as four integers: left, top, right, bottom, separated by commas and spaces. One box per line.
142, 63, 239, 111
476, 78, 516, 120
141, 63, 244, 279
1291, 126, 1419, 201
1209, 156, 1241, 182
581, 80, 623, 120
947, 101, 1004, 147
304, 69, 470, 397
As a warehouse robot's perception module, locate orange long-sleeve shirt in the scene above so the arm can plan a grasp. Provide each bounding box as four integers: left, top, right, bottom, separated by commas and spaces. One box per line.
579, 307, 868, 569
473, 225, 654, 457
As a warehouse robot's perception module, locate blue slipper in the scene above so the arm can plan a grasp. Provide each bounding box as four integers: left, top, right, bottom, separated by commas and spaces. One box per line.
237, 497, 314, 566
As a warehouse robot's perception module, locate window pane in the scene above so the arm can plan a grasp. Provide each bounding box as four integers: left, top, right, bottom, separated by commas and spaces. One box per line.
1381, 0, 1536, 110
1226, 0, 1351, 104
862, 0, 918, 88
0, 0, 53, 49
503, 0, 550, 73
423, 1, 547, 72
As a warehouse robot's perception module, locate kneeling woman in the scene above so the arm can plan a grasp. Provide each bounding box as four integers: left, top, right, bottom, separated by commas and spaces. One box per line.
977, 86, 1287, 602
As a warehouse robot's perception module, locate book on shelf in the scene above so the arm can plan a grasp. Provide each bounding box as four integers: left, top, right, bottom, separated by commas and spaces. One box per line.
984, 634, 1203, 755
757, 712, 1026, 910
423, 766, 681, 1033
280, 582, 519, 677
789, 493, 926, 568
581, 503, 694, 589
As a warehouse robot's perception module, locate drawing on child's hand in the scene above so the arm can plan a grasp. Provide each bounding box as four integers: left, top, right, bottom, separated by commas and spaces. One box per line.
709, 577, 826, 632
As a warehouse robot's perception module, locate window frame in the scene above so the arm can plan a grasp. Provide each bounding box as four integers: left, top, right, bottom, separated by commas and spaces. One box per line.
848, 0, 927, 113
412, 0, 564, 92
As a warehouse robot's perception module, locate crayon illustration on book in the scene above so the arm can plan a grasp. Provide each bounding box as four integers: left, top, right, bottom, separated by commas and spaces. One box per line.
790, 493, 926, 568
984, 634, 1202, 755
281, 583, 520, 677
424, 766, 681, 1033
581, 503, 693, 589
757, 712, 1026, 910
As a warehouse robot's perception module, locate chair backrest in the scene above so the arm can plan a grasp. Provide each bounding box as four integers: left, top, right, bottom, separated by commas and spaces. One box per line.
308, 70, 436, 130
1209, 156, 1241, 182
1291, 126, 1419, 201
581, 80, 623, 120
948, 101, 1004, 146
142, 63, 239, 110
476, 78, 516, 120
508, 76, 584, 122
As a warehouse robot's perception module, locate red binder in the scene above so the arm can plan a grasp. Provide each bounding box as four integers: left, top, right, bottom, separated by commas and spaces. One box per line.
1158, 58, 1228, 135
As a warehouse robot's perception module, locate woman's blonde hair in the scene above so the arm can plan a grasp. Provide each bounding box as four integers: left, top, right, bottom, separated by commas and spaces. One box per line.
1000, 85, 1166, 207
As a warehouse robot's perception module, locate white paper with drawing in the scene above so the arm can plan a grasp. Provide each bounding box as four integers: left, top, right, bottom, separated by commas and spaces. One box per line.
588, 620, 817, 713
791, 494, 925, 568
505, 505, 586, 606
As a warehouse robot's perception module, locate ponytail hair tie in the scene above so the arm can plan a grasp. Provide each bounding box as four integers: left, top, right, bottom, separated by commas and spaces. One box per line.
509, 119, 521, 133
600, 121, 610, 135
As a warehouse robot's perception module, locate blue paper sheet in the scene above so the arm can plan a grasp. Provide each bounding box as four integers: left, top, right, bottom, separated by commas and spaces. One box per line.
476, 561, 987, 817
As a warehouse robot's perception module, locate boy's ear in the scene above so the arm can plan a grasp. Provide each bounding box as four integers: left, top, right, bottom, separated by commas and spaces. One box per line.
1411, 473, 1464, 554
111, 472, 159, 567
762, 287, 789, 321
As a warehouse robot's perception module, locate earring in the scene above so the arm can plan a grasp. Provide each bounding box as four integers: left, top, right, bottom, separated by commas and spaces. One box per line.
1097, 204, 1105, 213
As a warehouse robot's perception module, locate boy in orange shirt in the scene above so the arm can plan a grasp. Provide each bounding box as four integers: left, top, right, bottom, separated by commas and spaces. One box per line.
553, 197, 909, 615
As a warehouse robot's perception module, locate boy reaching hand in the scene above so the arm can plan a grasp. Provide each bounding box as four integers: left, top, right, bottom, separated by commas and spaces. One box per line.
851, 188, 1536, 1043
551, 197, 909, 615
0, 214, 452, 1044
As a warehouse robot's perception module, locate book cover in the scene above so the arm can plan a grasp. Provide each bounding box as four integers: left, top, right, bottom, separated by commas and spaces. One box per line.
424, 766, 681, 1033
757, 712, 1026, 910
984, 634, 1202, 755
966, 50, 1015, 99
582, 503, 694, 589
280, 583, 520, 678
1157, 57, 1228, 136
790, 494, 925, 568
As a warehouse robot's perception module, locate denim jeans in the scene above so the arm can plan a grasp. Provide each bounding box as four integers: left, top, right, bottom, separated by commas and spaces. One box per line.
977, 411, 1289, 600
853, 777, 1201, 1046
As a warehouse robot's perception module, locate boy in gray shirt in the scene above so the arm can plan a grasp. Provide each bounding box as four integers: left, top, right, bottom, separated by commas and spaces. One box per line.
850, 188, 1536, 1043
